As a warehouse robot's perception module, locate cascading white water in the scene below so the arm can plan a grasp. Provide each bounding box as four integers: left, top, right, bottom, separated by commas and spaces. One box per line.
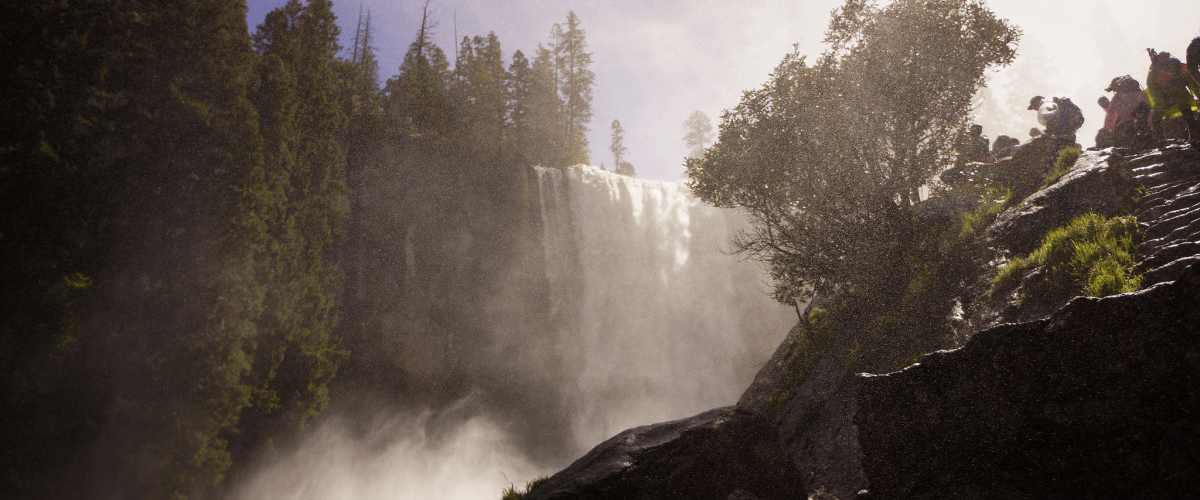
537, 165, 794, 449
234, 164, 794, 499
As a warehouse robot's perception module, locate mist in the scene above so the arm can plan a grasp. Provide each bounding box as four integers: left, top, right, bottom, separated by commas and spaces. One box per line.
226, 161, 795, 498
231, 397, 545, 499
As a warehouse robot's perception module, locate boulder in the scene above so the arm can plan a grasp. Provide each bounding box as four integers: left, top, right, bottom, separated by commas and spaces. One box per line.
524, 406, 804, 500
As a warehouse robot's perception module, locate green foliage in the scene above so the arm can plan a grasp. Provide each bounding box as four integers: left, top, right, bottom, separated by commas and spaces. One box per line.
2, 0, 356, 496
766, 301, 846, 414
4, 2, 610, 498
555, 12, 595, 165
380, 9, 593, 169
501, 476, 550, 500
686, 0, 1019, 303
383, 4, 455, 141
991, 213, 1143, 301
943, 186, 1015, 248
455, 32, 509, 156
1041, 145, 1082, 188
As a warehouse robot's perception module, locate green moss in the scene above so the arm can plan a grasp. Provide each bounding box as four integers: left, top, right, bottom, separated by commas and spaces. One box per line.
766, 302, 844, 415
990, 213, 1143, 300
1041, 145, 1082, 188
957, 187, 1013, 240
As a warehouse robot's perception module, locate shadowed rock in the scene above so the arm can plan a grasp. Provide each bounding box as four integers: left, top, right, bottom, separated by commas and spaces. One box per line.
524, 406, 804, 500
856, 262, 1200, 499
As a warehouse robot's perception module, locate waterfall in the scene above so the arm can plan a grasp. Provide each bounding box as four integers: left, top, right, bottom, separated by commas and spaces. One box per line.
536, 165, 793, 448
234, 164, 794, 500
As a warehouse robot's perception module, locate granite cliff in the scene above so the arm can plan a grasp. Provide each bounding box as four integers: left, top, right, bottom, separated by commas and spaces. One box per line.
522, 142, 1200, 499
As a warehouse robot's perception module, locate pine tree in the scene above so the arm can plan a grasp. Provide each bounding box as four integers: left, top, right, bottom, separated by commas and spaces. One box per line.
76, 0, 268, 496
610, 119, 635, 176
455, 32, 508, 157
1, 1, 132, 495
383, 2, 455, 142
518, 44, 569, 167
245, 0, 349, 466
683, 110, 713, 158
554, 11, 594, 165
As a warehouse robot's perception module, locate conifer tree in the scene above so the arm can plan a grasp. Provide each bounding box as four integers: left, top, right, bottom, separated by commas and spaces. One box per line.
507, 50, 534, 156
554, 11, 595, 165
455, 32, 508, 157
610, 119, 635, 176
683, 110, 714, 158
245, 0, 349, 463
73, 0, 268, 496
383, 3, 455, 142
518, 44, 569, 166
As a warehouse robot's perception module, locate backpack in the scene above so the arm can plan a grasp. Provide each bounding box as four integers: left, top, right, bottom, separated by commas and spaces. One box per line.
1053, 97, 1085, 134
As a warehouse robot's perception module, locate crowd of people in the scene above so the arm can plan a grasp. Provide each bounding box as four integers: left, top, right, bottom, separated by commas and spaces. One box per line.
961, 35, 1200, 171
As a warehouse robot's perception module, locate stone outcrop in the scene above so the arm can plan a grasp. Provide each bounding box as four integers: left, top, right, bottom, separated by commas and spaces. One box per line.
983, 148, 1135, 255
856, 262, 1200, 499
1130, 145, 1200, 285
529, 143, 1200, 499
524, 406, 804, 500
964, 147, 1138, 331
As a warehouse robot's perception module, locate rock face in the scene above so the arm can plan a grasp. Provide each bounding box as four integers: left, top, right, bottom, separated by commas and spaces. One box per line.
965, 147, 1138, 330
1130, 146, 1200, 285
983, 147, 1136, 257
529, 144, 1200, 499
856, 262, 1200, 499
523, 406, 804, 500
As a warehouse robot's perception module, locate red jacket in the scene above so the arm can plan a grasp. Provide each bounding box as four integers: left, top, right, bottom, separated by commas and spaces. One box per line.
1103, 90, 1150, 132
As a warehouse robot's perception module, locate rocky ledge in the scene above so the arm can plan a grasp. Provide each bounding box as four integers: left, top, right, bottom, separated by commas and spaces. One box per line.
857, 261, 1200, 499
524, 406, 803, 500
525, 144, 1200, 499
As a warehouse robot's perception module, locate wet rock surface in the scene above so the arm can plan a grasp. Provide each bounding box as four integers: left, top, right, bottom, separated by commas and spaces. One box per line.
856, 262, 1200, 499
531, 144, 1200, 499
1130, 146, 1200, 285
524, 406, 804, 500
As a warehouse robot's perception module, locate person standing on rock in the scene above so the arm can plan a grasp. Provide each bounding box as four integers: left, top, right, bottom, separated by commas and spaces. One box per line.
1028, 95, 1085, 147
1145, 48, 1200, 146
1097, 75, 1152, 150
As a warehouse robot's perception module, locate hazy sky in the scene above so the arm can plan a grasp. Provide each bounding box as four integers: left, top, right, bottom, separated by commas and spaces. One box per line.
247, 0, 1197, 181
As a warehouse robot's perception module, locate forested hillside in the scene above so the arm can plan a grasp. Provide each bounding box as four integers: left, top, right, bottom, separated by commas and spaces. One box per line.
1, 1, 599, 498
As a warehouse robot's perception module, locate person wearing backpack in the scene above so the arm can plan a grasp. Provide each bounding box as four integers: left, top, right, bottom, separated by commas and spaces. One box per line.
1028, 95, 1084, 146
1146, 48, 1200, 145
1097, 75, 1152, 150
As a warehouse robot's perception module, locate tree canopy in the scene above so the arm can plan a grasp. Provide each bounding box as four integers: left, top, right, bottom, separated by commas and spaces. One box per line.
1, 3, 604, 497
686, 0, 1019, 304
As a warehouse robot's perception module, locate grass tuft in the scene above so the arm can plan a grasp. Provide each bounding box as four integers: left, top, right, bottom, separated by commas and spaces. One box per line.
990, 212, 1142, 300
501, 476, 549, 500
1041, 145, 1082, 188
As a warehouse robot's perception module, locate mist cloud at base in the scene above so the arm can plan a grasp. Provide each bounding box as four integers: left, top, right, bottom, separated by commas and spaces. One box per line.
231, 396, 546, 500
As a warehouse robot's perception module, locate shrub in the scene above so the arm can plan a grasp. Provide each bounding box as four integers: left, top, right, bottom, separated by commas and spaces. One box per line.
501, 476, 549, 500
990, 213, 1142, 300
1041, 145, 1082, 188
953, 186, 1014, 245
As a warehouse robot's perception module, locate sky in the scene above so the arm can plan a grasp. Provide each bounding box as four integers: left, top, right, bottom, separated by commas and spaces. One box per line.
245, 0, 1198, 182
